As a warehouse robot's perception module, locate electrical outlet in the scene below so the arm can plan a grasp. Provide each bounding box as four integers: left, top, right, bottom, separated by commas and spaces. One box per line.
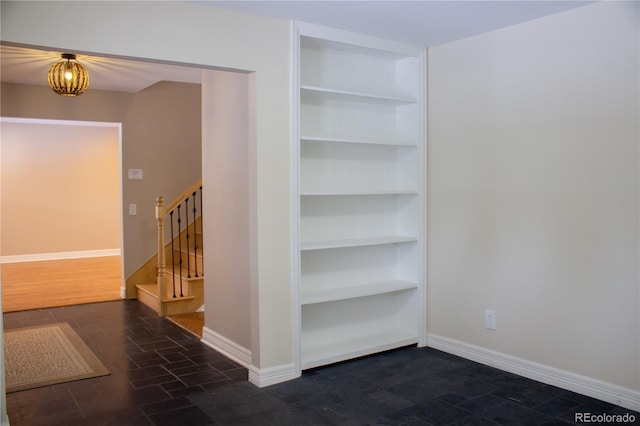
129, 203, 137, 215
484, 310, 496, 330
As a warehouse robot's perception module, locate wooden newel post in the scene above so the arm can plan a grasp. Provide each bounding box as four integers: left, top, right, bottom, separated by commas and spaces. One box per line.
156, 196, 167, 315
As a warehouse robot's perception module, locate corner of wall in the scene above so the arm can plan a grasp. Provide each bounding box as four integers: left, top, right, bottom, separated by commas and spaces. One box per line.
427, 334, 640, 412
248, 363, 299, 388
201, 326, 252, 368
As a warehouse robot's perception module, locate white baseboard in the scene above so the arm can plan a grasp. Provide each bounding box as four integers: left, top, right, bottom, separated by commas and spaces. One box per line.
427, 334, 640, 412
0, 249, 121, 264
201, 326, 252, 368
248, 363, 299, 388
200, 327, 299, 388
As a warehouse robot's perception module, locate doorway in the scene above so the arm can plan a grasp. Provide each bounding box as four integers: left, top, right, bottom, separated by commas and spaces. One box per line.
0, 117, 123, 311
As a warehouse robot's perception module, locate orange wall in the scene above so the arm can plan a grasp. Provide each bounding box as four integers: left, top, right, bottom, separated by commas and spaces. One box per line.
1, 120, 120, 256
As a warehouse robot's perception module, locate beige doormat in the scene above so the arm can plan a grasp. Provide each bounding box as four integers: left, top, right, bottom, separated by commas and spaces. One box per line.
4, 322, 109, 393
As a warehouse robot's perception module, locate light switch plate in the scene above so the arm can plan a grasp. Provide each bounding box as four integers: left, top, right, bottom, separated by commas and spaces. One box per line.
128, 169, 143, 180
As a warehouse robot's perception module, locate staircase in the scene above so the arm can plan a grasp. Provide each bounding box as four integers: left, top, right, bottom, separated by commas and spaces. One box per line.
136, 182, 204, 317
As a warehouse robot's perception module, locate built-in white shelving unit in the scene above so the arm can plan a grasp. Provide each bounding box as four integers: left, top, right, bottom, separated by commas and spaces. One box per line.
294, 23, 426, 371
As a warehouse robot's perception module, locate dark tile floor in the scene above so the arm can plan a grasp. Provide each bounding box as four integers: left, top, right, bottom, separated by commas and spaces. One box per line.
3, 300, 639, 425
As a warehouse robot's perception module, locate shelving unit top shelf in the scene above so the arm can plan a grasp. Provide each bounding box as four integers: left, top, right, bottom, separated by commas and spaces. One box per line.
297, 21, 425, 58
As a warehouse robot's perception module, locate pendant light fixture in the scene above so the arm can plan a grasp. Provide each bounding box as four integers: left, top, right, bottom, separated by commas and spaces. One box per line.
47, 53, 90, 96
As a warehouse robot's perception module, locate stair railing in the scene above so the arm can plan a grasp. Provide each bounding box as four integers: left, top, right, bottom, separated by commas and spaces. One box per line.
156, 181, 203, 300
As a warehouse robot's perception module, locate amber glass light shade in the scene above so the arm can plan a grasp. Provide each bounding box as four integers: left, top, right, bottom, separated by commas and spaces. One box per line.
47, 53, 90, 96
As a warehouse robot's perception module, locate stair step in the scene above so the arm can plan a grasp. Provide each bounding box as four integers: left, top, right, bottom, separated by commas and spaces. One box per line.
136, 281, 200, 300
136, 282, 203, 316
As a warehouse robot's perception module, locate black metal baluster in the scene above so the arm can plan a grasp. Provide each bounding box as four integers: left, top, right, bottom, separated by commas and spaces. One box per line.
199, 186, 204, 275
170, 211, 176, 298
177, 205, 184, 297
192, 191, 198, 277
185, 198, 191, 279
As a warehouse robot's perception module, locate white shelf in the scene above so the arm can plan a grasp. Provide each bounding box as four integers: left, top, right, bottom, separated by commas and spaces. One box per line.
301, 85, 417, 105
301, 279, 417, 305
301, 136, 417, 148
300, 32, 419, 59
300, 190, 418, 196
301, 235, 417, 251
301, 330, 418, 370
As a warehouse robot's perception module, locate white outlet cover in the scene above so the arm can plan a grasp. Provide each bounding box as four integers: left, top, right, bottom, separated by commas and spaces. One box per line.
484, 310, 496, 330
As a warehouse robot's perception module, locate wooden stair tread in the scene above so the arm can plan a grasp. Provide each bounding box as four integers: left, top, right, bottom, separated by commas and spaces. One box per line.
136, 283, 197, 302
136, 283, 159, 295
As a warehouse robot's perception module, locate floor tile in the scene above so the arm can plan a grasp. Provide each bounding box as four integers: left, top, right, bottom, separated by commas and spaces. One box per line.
4, 300, 639, 425
407, 398, 471, 424
483, 400, 554, 425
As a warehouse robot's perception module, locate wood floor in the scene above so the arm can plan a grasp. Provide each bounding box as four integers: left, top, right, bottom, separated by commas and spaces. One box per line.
166, 311, 205, 337
1, 256, 122, 312
1, 255, 204, 337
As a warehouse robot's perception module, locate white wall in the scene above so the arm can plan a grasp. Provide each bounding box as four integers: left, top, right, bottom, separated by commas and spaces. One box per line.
201, 70, 253, 361
0, 0, 293, 380
427, 0, 639, 407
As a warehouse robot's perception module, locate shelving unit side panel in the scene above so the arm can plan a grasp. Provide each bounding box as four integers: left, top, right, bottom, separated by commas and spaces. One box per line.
394, 240, 423, 284
396, 103, 422, 147
396, 56, 421, 102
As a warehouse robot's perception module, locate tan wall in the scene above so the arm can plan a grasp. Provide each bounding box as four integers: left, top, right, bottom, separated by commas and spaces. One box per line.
121, 81, 202, 279
1, 120, 120, 255
427, 1, 639, 392
1, 82, 133, 122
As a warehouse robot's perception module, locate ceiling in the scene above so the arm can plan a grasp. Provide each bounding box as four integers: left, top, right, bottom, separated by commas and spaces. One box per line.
206, 1, 593, 47
1, 1, 593, 93
0, 45, 205, 93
